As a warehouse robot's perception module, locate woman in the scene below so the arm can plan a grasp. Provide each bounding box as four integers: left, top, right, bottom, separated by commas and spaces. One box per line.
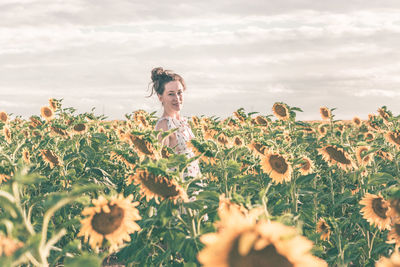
149, 67, 201, 179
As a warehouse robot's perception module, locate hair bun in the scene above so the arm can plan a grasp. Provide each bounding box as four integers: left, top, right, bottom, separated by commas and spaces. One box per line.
151, 67, 165, 82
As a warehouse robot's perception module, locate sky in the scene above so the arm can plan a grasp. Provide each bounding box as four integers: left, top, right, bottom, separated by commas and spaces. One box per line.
1, 0, 400, 121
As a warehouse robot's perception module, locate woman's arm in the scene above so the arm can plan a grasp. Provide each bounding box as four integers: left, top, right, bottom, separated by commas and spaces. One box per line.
155, 119, 170, 147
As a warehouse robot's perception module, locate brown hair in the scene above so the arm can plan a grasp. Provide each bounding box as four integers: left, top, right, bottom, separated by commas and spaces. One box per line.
147, 67, 186, 97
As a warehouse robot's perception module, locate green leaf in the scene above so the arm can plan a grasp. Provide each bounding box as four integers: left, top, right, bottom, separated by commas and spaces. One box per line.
64, 253, 102, 267
296, 173, 316, 185
184, 262, 197, 267
368, 172, 396, 185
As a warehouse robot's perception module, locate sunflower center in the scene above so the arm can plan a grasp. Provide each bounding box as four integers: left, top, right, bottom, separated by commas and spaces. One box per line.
228, 237, 293, 267
274, 105, 287, 117
43, 150, 59, 164
372, 198, 388, 219
301, 160, 310, 170
395, 223, 400, 236
0, 113, 7, 122
234, 138, 243, 146
132, 137, 153, 155
43, 108, 52, 117
74, 124, 86, 132
91, 205, 124, 235
389, 132, 400, 145
141, 172, 180, 198
321, 109, 329, 118
269, 155, 288, 174
325, 147, 351, 164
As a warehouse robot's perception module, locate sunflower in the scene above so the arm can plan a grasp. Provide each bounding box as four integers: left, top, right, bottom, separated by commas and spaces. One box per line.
116, 127, 126, 141
367, 119, 381, 132
191, 116, 201, 127
133, 110, 149, 129
110, 152, 136, 169
22, 130, 30, 139
40, 149, 61, 169
198, 203, 327, 267
297, 156, 314, 176
161, 146, 172, 159
317, 124, 328, 137
3, 126, 11, 144
355, 146, 373, 166
233, 136, 244, 147
390, 199, 400, 219
127, 169, 188, 204
261, 151, 292, 184
272, 103, 290, 121
78, 194, 141, 252
364, 132, 375, 142
0, 174, 11, 184
319, 107, 331, 121
72, 123, 87, 135
0, 111, 9, 124
385, 130, 400, 150
0, 234, 23, 257
22, 148, 30, 164
378, 107, 390, 122
233, 111, 246, 123
336, 122, 345, 133
375, 150, 394, 161
254, 116, 268, 126
40, 106, 54, 121
318, 145, 355, 171
352, 116, 362, 127
29, 116, 42, 128
359, 193, 391, 230
186, 140, 202, 157
32, 130, 42, 138
216, 133, 231, 147
218, 194, 248, 216
316, 218, 331, 241
247, 141, 268, 158
376, 251, 400, 267
125, 134, 157, 160
203, 129, 218, 141
98, 126, 106, 134
48, 98, 58, 111
50, 126, 70, 138
227, 118, 239, 129
387, 219, 400, 247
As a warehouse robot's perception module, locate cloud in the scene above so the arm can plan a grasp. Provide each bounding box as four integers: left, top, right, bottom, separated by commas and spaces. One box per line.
352, 89, 400, 97
1, 2, 400, 120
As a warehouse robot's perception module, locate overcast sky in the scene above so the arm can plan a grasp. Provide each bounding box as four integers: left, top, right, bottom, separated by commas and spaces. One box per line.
1, 0, 400, 121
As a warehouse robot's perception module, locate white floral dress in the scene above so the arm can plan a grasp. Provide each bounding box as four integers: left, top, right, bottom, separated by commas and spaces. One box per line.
156, 116, 201, 179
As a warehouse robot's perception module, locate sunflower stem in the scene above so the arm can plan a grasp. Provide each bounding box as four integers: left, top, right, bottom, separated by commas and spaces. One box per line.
262, 182, 272, 220
290, 172, 298, 214
328, 171, 335, 216
368, 229, 379, 259
39, 197, 74, 264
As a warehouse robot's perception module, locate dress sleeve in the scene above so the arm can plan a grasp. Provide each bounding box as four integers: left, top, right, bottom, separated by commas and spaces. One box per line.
156, 117, 171, 131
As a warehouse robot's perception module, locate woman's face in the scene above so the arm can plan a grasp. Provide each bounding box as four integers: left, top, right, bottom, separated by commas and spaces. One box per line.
158, 80, 184, 113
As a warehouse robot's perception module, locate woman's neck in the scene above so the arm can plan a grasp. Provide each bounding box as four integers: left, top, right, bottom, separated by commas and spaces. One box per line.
162, 111, 181, 120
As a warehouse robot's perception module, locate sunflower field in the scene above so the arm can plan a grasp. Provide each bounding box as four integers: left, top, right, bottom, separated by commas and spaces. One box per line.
1, 99, 400, 266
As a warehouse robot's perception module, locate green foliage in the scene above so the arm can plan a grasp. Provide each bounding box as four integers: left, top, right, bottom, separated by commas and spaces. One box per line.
0, 102, 399, 266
